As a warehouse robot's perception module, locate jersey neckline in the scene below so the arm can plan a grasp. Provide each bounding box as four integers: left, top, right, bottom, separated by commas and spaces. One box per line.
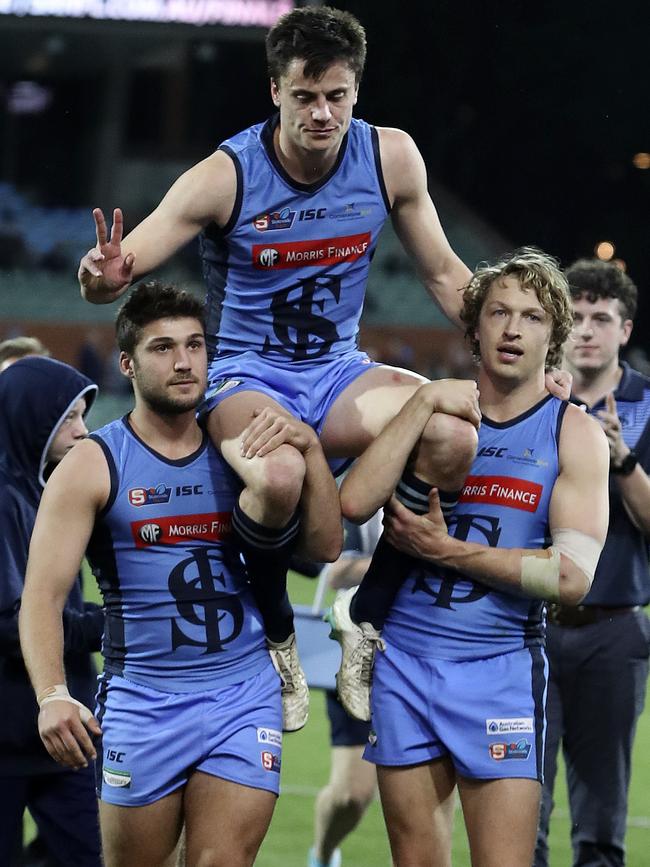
261, 114, 350, 194
481, 393, 556, 429
122, 415, 208, 466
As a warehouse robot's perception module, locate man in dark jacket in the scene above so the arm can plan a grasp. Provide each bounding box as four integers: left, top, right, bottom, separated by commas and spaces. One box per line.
0, 356, 103, 867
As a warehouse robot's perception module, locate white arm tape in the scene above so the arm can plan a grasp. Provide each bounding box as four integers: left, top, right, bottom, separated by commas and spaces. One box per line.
521, 547, 561, 602
551, 527, 602, 589
520, 528, 602, 602
37, 684, 93, 725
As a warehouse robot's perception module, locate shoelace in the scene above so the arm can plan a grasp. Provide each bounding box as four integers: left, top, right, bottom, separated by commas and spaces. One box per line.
355, 635, 386, 685
275, 651, 295, 692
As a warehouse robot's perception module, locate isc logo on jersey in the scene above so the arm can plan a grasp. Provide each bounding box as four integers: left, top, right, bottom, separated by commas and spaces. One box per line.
129, 484, 203, 507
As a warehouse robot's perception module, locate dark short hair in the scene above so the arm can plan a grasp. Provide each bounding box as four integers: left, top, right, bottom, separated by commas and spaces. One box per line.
461, 247, 573, 370
565, 259, 637, 321
116, 282, 205, 355
0, 335, 49, 366
266, 5, 367, 83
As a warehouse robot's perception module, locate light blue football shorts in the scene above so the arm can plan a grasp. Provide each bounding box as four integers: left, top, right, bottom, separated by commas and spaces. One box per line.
364, 642, 548, 782
95, 664, 282, 806
201, 348, 379, 435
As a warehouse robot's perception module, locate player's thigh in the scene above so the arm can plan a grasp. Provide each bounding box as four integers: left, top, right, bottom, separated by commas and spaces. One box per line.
207, 390, 304, 487
207, 388, 297, 447
183, 771, 276, 867
99, 789, 184, 867
377, 758, 456, 867
329, 745, 377, 804
320, 364, 426, 455
457, 775, 540, 867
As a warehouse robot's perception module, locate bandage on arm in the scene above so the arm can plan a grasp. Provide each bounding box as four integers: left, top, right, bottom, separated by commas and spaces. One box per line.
520, 528, 602, 602
37, 684, 94, 725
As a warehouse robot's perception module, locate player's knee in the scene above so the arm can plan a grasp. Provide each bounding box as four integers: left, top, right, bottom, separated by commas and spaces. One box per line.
417, 413, 478, 489
255, 445, 306, 508
332, 785, 374, 818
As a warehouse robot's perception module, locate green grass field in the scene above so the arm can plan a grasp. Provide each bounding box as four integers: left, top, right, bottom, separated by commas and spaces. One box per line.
26, 572, 650, 865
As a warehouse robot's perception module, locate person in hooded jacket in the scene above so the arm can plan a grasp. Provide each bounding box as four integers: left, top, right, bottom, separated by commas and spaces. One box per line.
0, 356, 103, 867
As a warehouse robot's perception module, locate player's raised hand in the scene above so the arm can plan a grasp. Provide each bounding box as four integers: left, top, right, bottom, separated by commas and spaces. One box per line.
597, 392, 628, 465
78, 207, 136, 304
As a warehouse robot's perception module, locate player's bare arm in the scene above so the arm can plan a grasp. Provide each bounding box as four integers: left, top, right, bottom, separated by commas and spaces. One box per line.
239, 408, 342, 562
379, 128, 571, 400
78, 149, 237, 304
378, 127, 471, 328
19, 439, 110, 769
340, 379, 481, 523
384, 404, 609, 605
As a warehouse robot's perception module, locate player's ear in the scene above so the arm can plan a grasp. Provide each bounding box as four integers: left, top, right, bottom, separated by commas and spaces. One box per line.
119, 351, 135, 379
620, 318, 633, 348
270, 78, 281, 107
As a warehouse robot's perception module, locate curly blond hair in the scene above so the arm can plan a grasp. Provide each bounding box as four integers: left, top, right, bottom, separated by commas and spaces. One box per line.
460, 247, 573, 369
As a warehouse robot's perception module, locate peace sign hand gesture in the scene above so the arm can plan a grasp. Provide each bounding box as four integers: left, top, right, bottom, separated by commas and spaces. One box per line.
78, 207, 136, 304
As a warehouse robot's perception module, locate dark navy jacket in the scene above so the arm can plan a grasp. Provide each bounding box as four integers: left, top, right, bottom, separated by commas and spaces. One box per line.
576, 362, 650, 607
0, 357, 103, 774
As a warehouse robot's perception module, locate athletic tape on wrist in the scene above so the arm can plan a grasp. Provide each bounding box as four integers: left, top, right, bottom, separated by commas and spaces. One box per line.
37, 684, 93, 725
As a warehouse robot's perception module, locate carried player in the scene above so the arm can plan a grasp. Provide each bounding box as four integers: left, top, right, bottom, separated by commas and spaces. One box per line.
77, 7, 567, 729
335, 249, 609, 865
19, 282, 341, 867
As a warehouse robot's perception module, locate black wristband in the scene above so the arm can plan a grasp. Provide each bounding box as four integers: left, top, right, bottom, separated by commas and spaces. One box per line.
611, 451, 638, 476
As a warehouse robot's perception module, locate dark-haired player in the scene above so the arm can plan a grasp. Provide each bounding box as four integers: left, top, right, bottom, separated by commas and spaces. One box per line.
19, 282, 340, 867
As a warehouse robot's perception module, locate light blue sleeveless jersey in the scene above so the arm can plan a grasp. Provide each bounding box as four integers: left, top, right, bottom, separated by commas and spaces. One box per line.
384, 395, 568, 660
200, 115, 390, 361
87, 418, 269, 692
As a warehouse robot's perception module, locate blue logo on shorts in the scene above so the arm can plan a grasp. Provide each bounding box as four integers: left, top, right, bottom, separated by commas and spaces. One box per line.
488, 739, 532, 761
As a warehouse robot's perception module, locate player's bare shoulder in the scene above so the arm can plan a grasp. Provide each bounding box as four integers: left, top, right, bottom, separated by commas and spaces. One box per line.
44, 436, 111, 513
165, 148, 238, 231
559, 401, 609, 468
375, 127, 427, 205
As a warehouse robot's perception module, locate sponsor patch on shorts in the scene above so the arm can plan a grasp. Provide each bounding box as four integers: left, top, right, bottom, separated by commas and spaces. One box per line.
486, 718, 533, 735
257, 727, 282, 747
103, 768, 132, 787
488, 739, 532, 761
211, 378, 243, 396
261, 751, 281, 773
368, 730, 378, 747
